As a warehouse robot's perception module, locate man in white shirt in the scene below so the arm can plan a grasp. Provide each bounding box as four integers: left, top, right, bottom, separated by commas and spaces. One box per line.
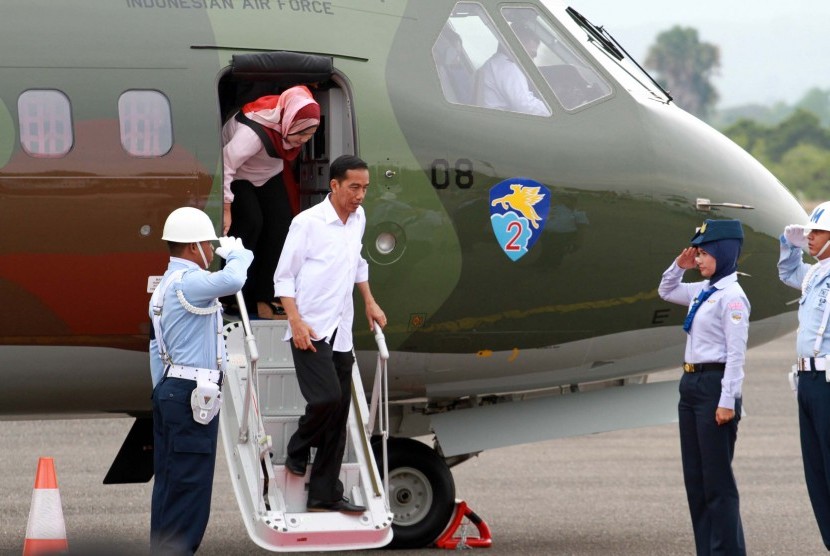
478, 23, 551, 116
273, 154, 386, 513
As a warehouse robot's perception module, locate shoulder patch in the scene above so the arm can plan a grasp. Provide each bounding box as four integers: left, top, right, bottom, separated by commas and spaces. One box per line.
729, 311, 745, 325
728, 301, 745, 311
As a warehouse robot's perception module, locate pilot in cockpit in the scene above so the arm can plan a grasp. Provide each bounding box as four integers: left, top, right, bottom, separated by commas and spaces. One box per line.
477, 23, 551, 117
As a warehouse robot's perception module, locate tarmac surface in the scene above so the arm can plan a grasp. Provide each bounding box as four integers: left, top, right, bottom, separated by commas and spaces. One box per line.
0, 331, 826, 555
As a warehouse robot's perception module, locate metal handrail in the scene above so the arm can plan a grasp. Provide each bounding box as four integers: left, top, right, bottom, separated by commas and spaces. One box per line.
367, 322, 390, 501
235, 291, 260, 444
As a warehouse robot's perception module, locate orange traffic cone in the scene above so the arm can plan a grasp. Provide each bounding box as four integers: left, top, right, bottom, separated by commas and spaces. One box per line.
23, 457, 68, 555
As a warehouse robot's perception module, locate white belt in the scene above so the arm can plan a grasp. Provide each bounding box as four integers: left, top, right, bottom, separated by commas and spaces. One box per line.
166, 365, 222, 383
797, 357, 827, 371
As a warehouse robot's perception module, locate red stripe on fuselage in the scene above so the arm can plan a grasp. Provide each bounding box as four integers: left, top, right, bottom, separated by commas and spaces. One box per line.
0, 252, 167, 336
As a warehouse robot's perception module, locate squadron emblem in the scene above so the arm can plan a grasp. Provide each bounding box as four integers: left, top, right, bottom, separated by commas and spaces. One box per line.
489, 178, 551, 261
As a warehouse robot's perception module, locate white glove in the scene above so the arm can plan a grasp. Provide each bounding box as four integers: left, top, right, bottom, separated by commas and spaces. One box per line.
784, 225, 807, 248
215, 236, 244, 259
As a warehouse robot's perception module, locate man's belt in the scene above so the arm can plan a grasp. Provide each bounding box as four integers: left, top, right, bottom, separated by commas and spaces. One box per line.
165, 365, 222, 384
797, 357, 827, 371
683, 362, 726, 373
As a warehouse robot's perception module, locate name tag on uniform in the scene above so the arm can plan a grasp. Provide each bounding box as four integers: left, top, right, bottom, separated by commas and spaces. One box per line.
147, 276, 163, 293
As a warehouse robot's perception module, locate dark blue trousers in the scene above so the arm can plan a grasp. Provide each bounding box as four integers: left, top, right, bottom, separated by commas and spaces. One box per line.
678, 371, 745, 556
797, 370, 830, 550
151, 377, 219, 555
287, 341, 354, 502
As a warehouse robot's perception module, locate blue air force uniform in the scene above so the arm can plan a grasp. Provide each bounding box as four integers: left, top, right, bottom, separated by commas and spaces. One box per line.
149, 248, 252, 555
659, 219, 749, 556
779, 232, 830, 550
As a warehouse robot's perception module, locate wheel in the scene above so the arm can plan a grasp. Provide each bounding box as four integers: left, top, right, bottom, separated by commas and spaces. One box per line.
372, 437, 456, 549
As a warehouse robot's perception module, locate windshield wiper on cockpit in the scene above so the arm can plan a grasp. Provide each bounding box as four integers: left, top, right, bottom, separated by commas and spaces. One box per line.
566, 7, 623, 60
565, 6, 673, 102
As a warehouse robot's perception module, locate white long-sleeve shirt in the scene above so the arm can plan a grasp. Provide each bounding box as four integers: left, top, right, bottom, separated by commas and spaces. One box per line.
478, 50, 551, 116
659, 261, 750, 409
273, 194, 369, 353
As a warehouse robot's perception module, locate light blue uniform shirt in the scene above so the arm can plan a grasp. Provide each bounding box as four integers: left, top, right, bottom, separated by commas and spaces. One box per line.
778, 235, 830, 358
149, 249, 253, 388
659, 261, 750, 409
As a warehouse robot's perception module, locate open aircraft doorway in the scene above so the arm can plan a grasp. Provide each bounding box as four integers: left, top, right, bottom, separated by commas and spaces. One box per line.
217, 50, 356, 214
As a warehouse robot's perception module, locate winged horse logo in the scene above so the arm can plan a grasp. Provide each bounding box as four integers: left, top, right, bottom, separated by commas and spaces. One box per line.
491, 184, 545, 229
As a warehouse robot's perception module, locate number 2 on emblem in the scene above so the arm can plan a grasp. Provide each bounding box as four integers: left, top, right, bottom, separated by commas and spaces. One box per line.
504, 221, 524, 251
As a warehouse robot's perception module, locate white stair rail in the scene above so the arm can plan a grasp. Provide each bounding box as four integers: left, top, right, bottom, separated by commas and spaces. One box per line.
234, 291, 261, 445
367, 322, 390, 502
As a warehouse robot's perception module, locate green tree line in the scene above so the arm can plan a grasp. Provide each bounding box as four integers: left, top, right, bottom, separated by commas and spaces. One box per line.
642, 25, 830, 202
722, 110, 830, 202
714, 88, 830, 129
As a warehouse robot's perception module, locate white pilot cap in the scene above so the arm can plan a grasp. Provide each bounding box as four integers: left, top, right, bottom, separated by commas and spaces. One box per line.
162, 207, 218, 243
806, 201, 830, 233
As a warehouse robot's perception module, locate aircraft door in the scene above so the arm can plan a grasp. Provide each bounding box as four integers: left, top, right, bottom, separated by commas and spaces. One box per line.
218, 51, 356, 213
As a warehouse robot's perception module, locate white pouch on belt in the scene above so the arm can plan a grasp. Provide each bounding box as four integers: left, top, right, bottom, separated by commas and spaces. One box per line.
789, 366, 798, 397
191, 379, 221, 425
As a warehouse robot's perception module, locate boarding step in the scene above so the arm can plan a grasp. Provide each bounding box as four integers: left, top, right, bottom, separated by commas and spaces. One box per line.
220, 319, 392, 552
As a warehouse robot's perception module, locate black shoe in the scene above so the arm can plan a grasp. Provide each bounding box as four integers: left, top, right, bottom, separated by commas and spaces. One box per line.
284, 455, 307, 476
307, 496, 366, 513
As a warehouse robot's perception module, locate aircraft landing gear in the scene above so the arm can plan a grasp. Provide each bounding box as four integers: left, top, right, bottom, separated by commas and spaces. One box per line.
372, 437, 456, 549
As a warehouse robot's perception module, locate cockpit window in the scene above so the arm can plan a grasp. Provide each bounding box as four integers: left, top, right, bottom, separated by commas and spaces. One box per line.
501, 6, 612, 111
432, 2, 551, 116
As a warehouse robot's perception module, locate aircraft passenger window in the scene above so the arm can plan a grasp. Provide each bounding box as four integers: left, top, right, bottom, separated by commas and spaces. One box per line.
432, 2, 551, 116
501, 6, 611, 111
17, 90, 73, 158
118, 90, 173, 157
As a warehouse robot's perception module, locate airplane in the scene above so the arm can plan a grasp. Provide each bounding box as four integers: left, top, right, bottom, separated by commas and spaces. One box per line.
0, 0, 807, 550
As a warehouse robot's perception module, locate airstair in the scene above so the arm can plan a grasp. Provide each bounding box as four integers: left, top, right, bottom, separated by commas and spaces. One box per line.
219, 311, 393, 552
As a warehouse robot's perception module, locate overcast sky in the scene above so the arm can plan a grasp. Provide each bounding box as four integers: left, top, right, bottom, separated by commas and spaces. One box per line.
569, 0, 830, 108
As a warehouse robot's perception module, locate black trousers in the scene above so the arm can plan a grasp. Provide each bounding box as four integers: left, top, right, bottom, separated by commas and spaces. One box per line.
287, 340, 354, 502
225, 174, 292, 309
798, 371, 830, 550
678, 370, 745, 556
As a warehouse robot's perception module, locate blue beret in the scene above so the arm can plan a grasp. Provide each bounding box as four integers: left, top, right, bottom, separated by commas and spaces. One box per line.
690, 219, 744, 246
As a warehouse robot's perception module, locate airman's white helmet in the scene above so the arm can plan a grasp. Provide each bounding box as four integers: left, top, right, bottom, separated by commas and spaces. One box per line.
161, 207, 218, 243
806, 202, 830, 233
